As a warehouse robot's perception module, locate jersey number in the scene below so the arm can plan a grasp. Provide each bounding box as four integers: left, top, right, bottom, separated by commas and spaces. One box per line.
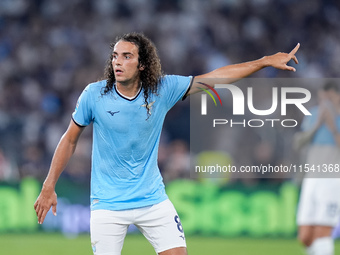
174, 215, 184, 233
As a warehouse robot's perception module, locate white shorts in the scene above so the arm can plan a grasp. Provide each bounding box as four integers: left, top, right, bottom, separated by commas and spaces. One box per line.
90, 199, 186, 255
297, 178, 340, 226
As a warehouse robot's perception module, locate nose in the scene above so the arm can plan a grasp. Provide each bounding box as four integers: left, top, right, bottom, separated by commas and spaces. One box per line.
116, 57, 122, 66
112, 56, 122, 66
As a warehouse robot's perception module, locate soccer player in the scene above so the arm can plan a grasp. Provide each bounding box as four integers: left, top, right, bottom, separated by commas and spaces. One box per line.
34, 32, 299, 255
297, 82, 340, 255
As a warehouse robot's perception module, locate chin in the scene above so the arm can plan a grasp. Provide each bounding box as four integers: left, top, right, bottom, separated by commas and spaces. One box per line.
115, 77, 124, 83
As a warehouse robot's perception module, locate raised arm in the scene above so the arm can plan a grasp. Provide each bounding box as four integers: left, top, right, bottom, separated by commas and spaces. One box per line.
187, 43, 300, 96
321, 102, 340, 147
34, 120, 84, 224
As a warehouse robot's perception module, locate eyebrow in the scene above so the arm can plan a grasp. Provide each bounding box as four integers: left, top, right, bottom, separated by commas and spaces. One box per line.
113, 51, 134, 56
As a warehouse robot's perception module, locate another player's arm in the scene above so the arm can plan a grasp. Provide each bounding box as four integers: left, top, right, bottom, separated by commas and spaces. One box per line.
187, 43, 300, 96
321, 103, 340, 147
34, 120, 85, 224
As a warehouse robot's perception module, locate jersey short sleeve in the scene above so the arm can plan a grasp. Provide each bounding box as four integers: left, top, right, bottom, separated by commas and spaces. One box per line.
72, 84, 94, 126
160, 75, 192, 110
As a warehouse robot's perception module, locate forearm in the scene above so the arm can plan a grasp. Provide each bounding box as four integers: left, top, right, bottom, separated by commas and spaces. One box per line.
324, 112, 338, 136
190, 44, 299, 96
188, 57, 268, 95
34, 120, 83, 224
43, 134, 77, 189
206, 57, 269, 81
318, 103, 338, 136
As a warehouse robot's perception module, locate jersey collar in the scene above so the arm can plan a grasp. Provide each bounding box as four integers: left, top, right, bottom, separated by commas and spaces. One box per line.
114, 83, 142, 101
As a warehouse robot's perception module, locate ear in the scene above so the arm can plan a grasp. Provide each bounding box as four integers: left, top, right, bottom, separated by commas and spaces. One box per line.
139, 65, 145, 71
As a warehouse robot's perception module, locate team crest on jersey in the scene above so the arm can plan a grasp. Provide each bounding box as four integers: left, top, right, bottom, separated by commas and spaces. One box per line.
141, 101, 155, 114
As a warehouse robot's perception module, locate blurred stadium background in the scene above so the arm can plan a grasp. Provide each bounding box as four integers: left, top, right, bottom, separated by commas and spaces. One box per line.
1, 0, 340, 254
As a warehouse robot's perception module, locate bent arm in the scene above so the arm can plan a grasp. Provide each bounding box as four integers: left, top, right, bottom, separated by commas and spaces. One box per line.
43, 120, 84, 188
321, 103, 340, 147
187, 43, 300, 96
34, 120, 84, 224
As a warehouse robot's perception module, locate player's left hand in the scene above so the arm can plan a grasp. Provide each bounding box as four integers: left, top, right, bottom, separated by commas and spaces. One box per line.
266, 43, 300, 72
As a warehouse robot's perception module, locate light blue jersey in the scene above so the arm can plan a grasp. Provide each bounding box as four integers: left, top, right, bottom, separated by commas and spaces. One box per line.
302, 106, 340, 145
72, 75, 192, 210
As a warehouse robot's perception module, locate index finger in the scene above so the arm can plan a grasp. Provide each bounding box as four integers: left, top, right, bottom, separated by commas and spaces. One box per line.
289, 43, 300, 55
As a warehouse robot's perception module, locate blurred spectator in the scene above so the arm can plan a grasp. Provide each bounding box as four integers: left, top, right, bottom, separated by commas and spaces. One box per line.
0, 148, 18, 180
161, 139, 191, 183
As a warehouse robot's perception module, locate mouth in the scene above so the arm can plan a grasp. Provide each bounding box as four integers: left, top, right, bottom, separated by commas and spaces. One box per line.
115, 68, 123, 75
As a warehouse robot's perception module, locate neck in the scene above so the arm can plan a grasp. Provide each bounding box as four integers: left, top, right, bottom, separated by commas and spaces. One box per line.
116, 81, 141, 98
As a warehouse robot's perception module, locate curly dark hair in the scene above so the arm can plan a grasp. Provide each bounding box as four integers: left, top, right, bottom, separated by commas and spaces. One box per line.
103, 32, 163, 117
